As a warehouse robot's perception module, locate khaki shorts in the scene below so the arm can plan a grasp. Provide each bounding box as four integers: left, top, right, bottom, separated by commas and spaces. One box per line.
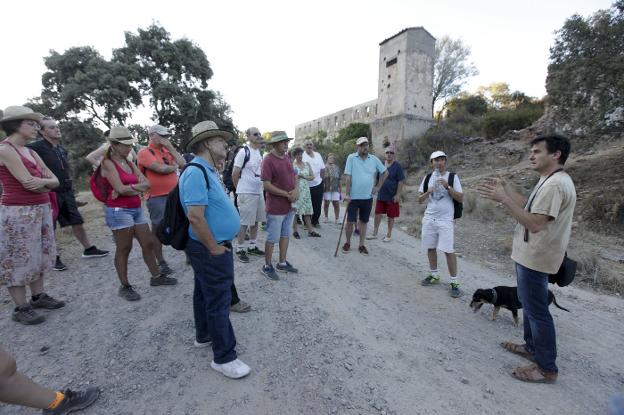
237, 193, 267, 226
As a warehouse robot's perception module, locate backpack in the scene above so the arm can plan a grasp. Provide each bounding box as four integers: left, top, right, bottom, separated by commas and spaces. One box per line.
89, 165, 110, 203
222, 145, 250, 192
423, 172, 463, 219
156, 163, 210, 250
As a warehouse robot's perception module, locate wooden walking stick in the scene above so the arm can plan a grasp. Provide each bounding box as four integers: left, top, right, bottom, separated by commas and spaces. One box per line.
334, 202, 349, 257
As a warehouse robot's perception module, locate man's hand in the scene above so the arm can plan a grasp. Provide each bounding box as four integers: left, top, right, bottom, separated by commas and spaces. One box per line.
343, 194, 351, 203
372, 186, 379, 195
393, 194, 400, 203
209, 244, 230, 256
476, 177, 508, 203
437, 178, 449, 190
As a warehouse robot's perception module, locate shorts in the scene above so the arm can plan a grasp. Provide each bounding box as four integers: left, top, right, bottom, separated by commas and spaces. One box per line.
346, 198, 373, 224
323, 191, 340, 201
104, 207, 149, 231
265, 211, 295, 244
237, 193, 267, 226
421, 218, 454, 253
146, 195, 167, 225
375, 200, 400, 218
56, 191, 84, 227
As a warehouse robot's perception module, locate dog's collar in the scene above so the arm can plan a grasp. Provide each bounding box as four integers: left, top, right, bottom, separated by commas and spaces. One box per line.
491, 288, 498, 304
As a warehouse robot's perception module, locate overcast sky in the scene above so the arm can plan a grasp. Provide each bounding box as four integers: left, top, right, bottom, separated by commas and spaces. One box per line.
0, 0, 613, 137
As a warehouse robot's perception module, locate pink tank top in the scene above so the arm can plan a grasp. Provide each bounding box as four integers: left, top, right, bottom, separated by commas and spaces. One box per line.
103, 159, 141, 208
0, 140, 50, 206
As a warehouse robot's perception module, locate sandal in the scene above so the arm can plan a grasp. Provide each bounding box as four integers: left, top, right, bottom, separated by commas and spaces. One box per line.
293, 231, 301, 239
501, 341, 536, 362
308, 231, 321, 237
342, 242, 350, 253
511, 363, 558, 383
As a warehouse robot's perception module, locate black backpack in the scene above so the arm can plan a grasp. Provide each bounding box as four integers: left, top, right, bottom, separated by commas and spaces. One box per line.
222, 146, 250, 192
423, 172, 463, 219
156, 163, 209, 250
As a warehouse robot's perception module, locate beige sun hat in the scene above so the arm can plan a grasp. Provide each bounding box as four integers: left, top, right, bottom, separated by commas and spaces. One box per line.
186, 121, 233, 152
107, 126, 137, 145
266, 131, 292, 145
1, 106, 43, 123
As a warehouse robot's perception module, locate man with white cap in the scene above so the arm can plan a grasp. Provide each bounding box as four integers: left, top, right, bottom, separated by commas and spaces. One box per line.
418, 150, 464, 298
342, 137, 387, 255
137, 124, 186, 276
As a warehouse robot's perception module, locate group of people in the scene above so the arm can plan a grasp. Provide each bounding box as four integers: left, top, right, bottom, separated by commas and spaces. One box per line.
0, 102, 578, 413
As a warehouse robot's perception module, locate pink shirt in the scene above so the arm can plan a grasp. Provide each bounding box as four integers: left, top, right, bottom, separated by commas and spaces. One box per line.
103, 160, 141, 209
0, 141, 50, 206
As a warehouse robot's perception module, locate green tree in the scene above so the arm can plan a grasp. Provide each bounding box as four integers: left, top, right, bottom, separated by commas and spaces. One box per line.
445, 93, 489, 117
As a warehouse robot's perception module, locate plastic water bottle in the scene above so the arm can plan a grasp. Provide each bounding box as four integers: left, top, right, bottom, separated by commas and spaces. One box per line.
432, 168, 445, 200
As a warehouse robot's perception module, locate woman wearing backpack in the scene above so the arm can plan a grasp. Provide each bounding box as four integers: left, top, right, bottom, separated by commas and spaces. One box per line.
0, 106, 65, 325
100, 127, 177, 301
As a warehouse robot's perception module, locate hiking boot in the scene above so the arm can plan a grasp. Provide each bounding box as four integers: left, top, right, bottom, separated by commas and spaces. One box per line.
342, 242, 350, 253
247, 246, 265, 256
276, 261, 298, 273
81, 246, 109, 258
53, 256, 67, 272
450, 282, 463, 298
42, 387, 100, 415
261, 265, 280, 280
150, 274, 178, 286
210, 358, 251, 379
12, 305, 45, 325
236, 250, 250, 263
194, 339, 212, 348
358, 246, 369, 256
30, 293, 65, 309
119, 285, 141, 301
158, 261, 174, 276
421, 274, 440, 286
231, 301, 251, 313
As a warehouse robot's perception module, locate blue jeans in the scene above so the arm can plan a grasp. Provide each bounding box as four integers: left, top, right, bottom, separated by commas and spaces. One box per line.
186, 238, 237, 364
515, 262, 558, 372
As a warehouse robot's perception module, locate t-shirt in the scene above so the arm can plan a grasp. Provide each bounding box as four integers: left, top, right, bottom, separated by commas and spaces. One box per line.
261, 152, 297, 215
344, 153, 386, 200
234, 145, 263, 194
137, 144, 178, 199
511, 171, 576, 274
418, 171, 463, 222
179, 156, 240, 243
302, 151, 325, 187
27, 139, 73, 193
378, 161, 405, 202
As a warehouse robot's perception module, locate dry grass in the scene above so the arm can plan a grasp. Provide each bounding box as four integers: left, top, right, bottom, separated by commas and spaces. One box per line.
463, 190, 508, 223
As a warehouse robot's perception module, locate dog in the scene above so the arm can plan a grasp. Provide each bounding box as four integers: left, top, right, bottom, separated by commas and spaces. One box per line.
470, 286, 570, 325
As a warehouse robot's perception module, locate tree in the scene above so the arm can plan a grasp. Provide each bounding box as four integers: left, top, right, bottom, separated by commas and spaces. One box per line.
432, 36, 479, 116
445, 93, 489, 117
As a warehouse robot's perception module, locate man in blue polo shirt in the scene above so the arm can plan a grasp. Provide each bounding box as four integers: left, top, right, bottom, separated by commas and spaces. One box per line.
180, 120, 251, 379
342, 137, 388, 255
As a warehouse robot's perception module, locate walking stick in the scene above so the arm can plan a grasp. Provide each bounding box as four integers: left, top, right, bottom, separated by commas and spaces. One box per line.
334, 202, 349, 257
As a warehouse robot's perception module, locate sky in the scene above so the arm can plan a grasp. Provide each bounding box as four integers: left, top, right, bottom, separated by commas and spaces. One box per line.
0, 0, 614, 137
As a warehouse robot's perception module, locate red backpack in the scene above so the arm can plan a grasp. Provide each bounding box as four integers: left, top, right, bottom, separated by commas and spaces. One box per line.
89, 165, 110, 203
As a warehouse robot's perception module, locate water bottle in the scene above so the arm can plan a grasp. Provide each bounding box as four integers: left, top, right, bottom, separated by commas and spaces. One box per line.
432, 168, 445, 200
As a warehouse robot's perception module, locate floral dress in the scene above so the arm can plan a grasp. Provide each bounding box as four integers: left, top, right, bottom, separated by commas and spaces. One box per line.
292, 162, 313, 215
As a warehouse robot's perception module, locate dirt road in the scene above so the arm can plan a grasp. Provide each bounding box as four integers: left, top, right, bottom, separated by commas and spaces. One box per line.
1, 207, 623, 414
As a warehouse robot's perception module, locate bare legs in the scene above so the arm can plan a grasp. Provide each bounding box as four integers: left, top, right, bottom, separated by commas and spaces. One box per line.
427, 248, 457, 276
7, 278, 44, 307
264, 237, 289, 265
345, 220, 367, 247
112, 224, 159, 286
0, 347, 56, 409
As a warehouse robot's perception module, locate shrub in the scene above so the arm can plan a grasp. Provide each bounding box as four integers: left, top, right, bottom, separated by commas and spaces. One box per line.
481, 105, 544, 138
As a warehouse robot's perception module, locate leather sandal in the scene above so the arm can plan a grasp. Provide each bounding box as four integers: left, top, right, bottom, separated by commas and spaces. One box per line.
501, 341, 535, 362
511, 363, 558, 383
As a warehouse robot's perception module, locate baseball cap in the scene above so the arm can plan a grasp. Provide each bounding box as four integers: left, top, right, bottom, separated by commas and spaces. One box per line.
356, 137, 369, 146
148, 124, 171, 136
430, 150, 447, 160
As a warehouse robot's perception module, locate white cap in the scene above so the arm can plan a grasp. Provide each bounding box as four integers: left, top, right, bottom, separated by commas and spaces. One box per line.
356, 137, 369, 146
430, 150, 447, 160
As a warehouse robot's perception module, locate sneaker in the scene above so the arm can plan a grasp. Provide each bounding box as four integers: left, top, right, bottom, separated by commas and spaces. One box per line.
210, 358, 251, 379
247, 246, 265, 256
53, 256, 67, 272
231, 301, 251, 313
236, 250, 250, 263
293, 231, 301, 239
118, 285, 141, 301
365, 234, 377, 240
421, 274, 440, 286
382, 236, 392, 242
158, 261, 174, 276
194, 339, 212, 348
358, 246, 369, 256
276, 261, 298, 273
342, 242, 350, 253
150, 274, 178, 286
307, 231, 321, 237
81, 246, 109, 258
12, 305, 45, 325
450, 283, 463, 298
261, 264, 280, 280
42, 387, 100, 415
30, 293, 65, 310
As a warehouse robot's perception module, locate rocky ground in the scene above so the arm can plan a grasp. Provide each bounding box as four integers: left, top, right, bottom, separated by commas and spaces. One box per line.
1, 195, 623, 415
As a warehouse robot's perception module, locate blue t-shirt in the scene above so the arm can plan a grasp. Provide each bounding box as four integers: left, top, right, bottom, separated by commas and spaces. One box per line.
179, 156, 240, 242
377, 161, 405, 202
344, 152, 386, 200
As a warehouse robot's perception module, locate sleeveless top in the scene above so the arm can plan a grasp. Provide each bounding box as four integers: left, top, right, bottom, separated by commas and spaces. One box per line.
103, 159, 141, 208
0, 140, 50, 206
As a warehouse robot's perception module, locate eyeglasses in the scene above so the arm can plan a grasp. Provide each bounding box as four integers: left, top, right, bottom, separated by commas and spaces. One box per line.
385, 151, 395, 154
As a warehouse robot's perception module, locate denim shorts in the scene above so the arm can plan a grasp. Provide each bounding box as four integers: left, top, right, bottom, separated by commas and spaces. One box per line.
104, 207, 149, 231
265, 211, 295, 244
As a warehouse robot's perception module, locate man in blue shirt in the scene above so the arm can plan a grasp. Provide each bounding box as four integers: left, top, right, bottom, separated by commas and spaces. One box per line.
180, 120, 251, 379
342, 137, 388, 255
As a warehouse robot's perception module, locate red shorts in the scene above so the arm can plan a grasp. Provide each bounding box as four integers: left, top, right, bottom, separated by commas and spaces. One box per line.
375, 200, 400, 218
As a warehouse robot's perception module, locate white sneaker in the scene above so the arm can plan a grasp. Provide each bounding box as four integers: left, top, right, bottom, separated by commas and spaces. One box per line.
365, 234, 378, 240
382, 236, 392, 242
210, 358, 251, 379
194, 339, 212, 348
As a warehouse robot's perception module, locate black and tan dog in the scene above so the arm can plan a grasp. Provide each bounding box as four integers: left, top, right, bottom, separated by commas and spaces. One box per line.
470, 286, 570, 325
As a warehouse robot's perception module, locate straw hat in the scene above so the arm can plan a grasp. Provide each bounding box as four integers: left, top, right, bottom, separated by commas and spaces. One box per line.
107, 126, 137, 145
0, 106, 43, 123
186, 121, 233, 152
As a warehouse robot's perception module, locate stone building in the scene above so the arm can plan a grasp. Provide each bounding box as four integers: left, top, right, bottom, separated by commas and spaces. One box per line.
295, 27, 436, 151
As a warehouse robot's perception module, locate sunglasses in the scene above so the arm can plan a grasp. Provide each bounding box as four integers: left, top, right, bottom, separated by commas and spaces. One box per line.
385, 151, 395, 154
252, 132, 261, 137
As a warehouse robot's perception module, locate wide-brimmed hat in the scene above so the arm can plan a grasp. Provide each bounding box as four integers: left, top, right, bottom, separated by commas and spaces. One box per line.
107, 126, 137, 145
430, 150, 447, 160
186, 121, 233, 152
267, 131, 292, 145
1, 106, 43, 123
